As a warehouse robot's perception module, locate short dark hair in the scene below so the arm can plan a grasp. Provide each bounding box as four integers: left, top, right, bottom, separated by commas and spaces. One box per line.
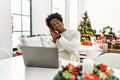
45, 13, 63, 28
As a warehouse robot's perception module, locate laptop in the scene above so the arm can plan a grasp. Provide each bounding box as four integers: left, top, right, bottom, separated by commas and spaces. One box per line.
21, 46, 59, 68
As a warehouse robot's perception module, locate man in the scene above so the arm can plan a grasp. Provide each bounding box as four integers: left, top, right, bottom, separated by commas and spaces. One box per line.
46, 13, 81, 61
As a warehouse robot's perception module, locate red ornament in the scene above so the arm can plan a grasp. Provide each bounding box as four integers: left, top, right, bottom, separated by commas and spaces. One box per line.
75, 65, 81, 69
83, 40, 92, 46
69, 76, 76, 80
84, 74, 100, 80
99, 64, 107, 72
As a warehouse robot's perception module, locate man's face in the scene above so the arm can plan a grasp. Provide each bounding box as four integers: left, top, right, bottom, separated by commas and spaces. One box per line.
50, 18, 64, 33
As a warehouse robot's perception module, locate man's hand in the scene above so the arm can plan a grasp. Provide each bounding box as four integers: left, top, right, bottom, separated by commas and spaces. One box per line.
48, 27, 59, 43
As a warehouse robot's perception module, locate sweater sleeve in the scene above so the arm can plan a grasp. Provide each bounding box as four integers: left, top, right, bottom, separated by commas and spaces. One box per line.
56, 31, 81, 54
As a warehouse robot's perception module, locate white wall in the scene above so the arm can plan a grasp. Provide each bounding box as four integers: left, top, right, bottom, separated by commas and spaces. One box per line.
69, 0, 79, 30
32, 0, 52, 35
79, 0, 120, 34
0, 0, 12, 54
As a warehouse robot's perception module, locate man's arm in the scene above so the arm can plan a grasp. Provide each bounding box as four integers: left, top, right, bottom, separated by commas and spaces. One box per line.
56, 31, 81, 54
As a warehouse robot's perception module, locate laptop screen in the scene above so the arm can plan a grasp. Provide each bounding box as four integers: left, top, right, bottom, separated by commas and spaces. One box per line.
21, 46, 59, 68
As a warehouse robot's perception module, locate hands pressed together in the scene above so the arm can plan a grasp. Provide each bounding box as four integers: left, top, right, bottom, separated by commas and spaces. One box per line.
48, 27, 61, 43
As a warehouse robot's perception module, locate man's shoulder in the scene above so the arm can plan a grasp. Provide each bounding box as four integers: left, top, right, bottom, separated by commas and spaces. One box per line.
67, 30, 79, 34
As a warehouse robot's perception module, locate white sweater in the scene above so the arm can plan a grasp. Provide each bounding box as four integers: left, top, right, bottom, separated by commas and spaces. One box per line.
49, 30, 81, 62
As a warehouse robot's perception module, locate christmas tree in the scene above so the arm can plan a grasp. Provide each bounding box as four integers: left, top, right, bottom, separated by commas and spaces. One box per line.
78, 11, 94, 43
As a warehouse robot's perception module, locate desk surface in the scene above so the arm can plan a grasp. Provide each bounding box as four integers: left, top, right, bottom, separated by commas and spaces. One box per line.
0, 56, 120, 80
0, 56, 79, 80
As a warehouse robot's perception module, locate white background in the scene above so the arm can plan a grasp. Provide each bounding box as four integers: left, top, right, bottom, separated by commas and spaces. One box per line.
0, 0, 12, 54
